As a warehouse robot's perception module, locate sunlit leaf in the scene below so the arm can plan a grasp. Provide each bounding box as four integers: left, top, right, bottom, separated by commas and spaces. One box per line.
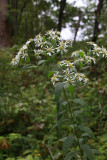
48, 71, 54, 78
26, 56, 30, 62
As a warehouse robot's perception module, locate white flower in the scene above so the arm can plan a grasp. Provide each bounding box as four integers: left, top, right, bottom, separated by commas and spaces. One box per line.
93, 46, 101, 55
45, 30, 61, 40
101, 47, 107, 58
57, 41, 68, 54
34, 49, 41, 59
22, 45, 27, 50
46, 46, 54, 56
25, 39, 33, 46
33, 34, 45, 47
64, 60, 70, 66
71, 51, 78, 57
51, 74, 59, 85
74, 73, 87, 83
71, 50, 85, 58
74, 58, 84, 64
84, 78, 89, 84
21, 52, 28, 59
11, 55, 19, 65
65, 77, 75, 85
85, 56, 96, 64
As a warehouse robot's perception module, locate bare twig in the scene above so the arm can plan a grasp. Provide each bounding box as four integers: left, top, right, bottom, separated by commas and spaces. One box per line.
46, 145, 55, 160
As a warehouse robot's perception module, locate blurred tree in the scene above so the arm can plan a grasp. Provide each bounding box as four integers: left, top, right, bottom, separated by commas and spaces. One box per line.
1, 0, 106, 46
58, 0, 67, 31
0, 0, 10, 47
73, 10, 82, 43
80, 0, 106, 44
92, 0, 104, 42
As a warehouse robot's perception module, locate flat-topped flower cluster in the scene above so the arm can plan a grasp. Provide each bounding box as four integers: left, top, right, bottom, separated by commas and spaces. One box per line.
51, 50, 94, 86
11, 30, 107, 86
87, 42, 107, 58
11, 30, 72, 65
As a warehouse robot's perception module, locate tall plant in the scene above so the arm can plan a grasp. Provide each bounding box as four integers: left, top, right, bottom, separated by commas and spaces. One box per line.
11, 30, 107, 160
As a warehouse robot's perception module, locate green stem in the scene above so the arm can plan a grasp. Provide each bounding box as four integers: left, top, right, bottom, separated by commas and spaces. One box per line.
63, 87, 83, 159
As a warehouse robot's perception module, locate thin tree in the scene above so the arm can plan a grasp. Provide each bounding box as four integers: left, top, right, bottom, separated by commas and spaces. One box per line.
73, 10, 82, 44
92, 0, 104, 42
58, 0, 66, 31
0, 0, 10, 47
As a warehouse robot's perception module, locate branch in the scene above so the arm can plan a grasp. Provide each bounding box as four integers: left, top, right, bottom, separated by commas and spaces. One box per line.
46, 145, 55, 160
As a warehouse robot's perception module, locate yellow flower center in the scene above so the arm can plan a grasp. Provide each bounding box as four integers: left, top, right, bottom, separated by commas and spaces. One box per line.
69, 64, 73, 68
65, 60, 70, 64
59, 46, 64, 50
57, 61, 61, 65
47, 48, 52, 52
67, 79, 72, 84
82, 75, 85, 78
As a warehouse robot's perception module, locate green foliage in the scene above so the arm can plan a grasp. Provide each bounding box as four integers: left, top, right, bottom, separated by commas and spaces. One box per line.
82, 144, 94, 160
63, 135, 75, 155
0, 34, 107, 160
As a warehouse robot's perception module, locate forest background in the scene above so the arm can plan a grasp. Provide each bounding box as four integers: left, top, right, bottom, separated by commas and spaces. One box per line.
0, 0, 107, 160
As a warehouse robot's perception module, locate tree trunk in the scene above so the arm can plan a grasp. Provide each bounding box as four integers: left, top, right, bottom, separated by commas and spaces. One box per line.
58, 0, 66, 31
0, 0, 10, 47
92, 0, 104, 42
73, 10, 82, 44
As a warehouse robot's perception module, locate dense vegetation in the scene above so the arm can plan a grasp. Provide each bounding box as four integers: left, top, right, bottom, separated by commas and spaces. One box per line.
0, 38, 107, 159
0, 0, 107, 160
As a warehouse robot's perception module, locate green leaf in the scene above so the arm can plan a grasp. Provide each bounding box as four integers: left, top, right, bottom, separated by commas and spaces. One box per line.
5, 158, 15, 160
48, 71, 54, 78
79, 61, 83, 67
43, 35, 46, 41
25, 155, 34, 160
63, 135, 75, 154
49, 119, 69, 133
22, 149, 32, 155
26, 56, 30, 62
73, 110, 83, 117
82, 144, 94, 160
58, 110, 66, 117
79, 51, 84, 57
55, 82, 64, 101
22, 64, 37, 69
68, 125, 74, 132
78, 125, 95, 140
38, 60, 46, 65
92, 149, 101, 155
64, 151, 77, 160
82, 66, 90, 70
68, 85, 75, 95
72, 98, 86, 106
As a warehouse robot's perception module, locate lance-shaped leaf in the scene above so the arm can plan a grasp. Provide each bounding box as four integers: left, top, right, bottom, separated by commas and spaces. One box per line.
78, 125, 95, 140
63, 135, 75, 154
48, 71, 55, 78
72, 98, 86, 106
38, 60, 46, 65
64, 151, 77, 160
68, 85, 75, 95
82, 144, 94, 160
55, 82, 64, 101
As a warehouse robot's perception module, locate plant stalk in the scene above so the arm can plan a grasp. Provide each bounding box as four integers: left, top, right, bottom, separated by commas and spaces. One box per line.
63, 87, 83, 159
